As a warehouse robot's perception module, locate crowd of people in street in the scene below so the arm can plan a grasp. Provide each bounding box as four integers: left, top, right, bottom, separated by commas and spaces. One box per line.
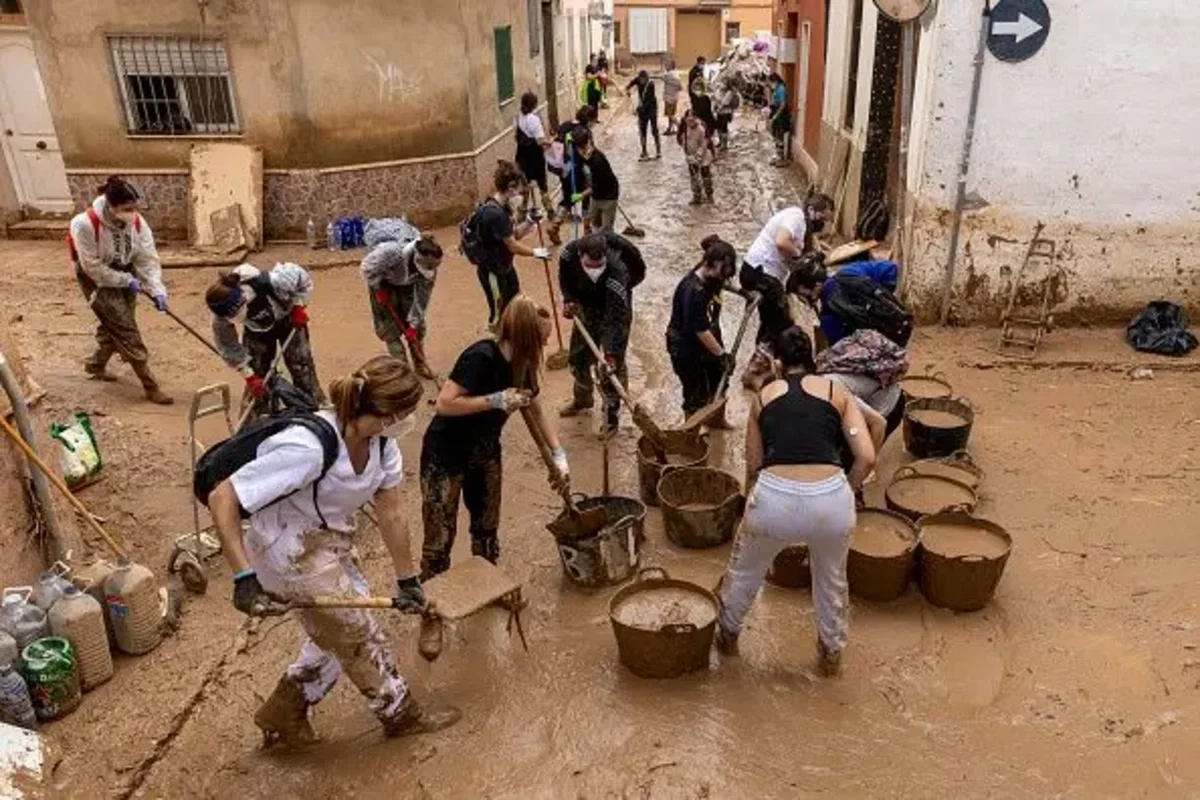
63, 49, 915, 749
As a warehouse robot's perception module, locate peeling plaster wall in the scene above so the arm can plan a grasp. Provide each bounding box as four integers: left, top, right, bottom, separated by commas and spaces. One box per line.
904, 0, 1200, 322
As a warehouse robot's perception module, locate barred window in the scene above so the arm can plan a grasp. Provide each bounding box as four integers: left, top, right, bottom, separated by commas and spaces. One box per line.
108, 35, 240, 136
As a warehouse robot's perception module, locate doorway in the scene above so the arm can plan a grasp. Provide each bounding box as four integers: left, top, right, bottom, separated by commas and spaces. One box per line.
674, 10, 721, 71
0, 29, 70, 212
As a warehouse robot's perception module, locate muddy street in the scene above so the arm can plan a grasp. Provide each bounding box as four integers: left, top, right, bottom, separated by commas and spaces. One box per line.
3, 103, 1200, 798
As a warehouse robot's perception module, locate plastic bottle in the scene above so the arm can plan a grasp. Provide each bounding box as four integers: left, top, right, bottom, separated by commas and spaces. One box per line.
32, 571, 69, 612
306, 217, 317, 249
327, 220, 341, 251
49, 586, 113, 691
104, 559, 162, 655
72, 558, 118, 649
21, 637, 80, 722
0, 631, 18, 668
0, 589, 50, 651
0, 664, 36, 729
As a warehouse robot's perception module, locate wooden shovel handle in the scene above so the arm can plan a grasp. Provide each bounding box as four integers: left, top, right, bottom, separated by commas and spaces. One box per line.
713, 295, 760, 401
518, 406, 578, 511
571, 317, 634, 407
139, 288, 224, 360
0, 415, 127, 559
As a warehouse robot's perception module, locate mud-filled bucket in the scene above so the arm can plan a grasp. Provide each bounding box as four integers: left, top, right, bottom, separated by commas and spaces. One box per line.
907, 450, 984, 491
657, 467, 743, 549
903, 397, 975, 458
766, 545, 811, 589
848, 508, 919, 602
885, 466, 977, 521
899, 372, 953, 401
917, 511, 1012, 611
609, 567, 718, 679
636, 432, 709, 507
550, 495, 645, 588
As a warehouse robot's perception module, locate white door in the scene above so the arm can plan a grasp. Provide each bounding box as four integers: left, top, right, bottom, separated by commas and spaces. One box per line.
0, 31, 71, 212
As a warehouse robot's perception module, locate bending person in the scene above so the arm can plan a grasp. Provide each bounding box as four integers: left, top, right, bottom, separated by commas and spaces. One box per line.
361, 231, 444, 380
716, 326, 875, 676
207, 356, 459, 744
420, 296, 568, 577
206, 262, 324, 417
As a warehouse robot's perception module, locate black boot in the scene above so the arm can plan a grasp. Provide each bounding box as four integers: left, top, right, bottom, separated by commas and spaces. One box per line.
470, 532, 500, 564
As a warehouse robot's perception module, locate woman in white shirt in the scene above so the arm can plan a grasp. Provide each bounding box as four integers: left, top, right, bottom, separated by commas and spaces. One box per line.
206, 356, 459, 745
514, 91, 554, 219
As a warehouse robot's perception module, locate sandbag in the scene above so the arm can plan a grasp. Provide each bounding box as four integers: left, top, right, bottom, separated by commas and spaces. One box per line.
1126, 301, 1198, 357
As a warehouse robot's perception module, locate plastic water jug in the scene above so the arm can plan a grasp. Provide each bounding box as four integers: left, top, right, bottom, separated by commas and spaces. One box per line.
0, 664, 36, 729
32, 569, 71, 612
72, 558, 118, 649
104, 559, 161, 655
0, 589, 50, 651
0, 631, 18, 669
49, 586, 113, 691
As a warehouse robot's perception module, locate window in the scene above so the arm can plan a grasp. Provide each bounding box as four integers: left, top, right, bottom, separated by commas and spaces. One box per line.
109, 35, 239, 135
844, 0, 864, 131
725, 22, 741, 43
613, 20, 622, 45
628, 8, 668, 54
0, 0, 22, 13
494, 26, 515, 104
527, 0, 541, 57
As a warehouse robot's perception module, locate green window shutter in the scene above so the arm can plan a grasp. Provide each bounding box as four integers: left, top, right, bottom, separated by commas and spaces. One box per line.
495, 26, 514, 104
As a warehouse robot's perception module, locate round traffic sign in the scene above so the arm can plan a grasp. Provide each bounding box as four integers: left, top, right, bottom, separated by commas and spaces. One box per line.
987, 0, 1051, 63
872, 0, 932, 23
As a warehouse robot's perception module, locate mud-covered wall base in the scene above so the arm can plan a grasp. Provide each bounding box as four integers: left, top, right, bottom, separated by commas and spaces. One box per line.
902, 201, 1200, 324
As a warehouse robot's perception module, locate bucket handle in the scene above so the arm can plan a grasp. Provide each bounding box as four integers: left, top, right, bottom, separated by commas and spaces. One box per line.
951, 396, 977, 413
50, 560, 72, 581
661, 623, 698, 634
637, 566, 669, 582
944, 502, 976, 514
892, 465, 919, 481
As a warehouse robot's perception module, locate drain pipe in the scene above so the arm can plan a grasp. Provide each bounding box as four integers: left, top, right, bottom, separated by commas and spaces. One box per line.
939, 1, 991, 324
0, 347, 65, 563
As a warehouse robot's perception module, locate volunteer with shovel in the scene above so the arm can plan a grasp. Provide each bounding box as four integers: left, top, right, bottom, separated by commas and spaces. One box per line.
205, 355, 458, 744
419, 296, 567, 578
361, 231, 443, 380
666, 236, 738, 424
68, 175, 173, 405
557, 232, 646, 438
205, 262, 325, 418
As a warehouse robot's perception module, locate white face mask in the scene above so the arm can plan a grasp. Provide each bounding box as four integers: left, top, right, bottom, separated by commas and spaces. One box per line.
381, 415, 416, 440
506, 191, 524, 209
413, 255, 440, 281
583, 266, 605, 283
115, 210, 138, 226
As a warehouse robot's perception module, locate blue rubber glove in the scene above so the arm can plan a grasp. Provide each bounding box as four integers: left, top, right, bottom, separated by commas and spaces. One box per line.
152, 294, 168, 312
127, 278, 143, 295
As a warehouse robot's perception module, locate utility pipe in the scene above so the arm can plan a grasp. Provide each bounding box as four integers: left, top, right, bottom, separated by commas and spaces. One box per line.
894, 19, 916, 293
939, 1, 991, 324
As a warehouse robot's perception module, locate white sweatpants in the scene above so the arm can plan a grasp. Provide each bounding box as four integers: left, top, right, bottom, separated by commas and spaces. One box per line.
248, 532, 408, 721
718, 470, 856, 652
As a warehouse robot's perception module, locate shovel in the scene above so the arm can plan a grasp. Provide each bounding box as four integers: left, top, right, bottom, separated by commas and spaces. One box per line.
137, 288, 225, 360
571, 317, 671, 459
617, 204, 646, 238
532, 218, 570, 371
518, 406, 607, 540
680, 294, 760, 434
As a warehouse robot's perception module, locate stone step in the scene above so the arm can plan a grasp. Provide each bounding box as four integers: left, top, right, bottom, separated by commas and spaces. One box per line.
7, 218, 69, 240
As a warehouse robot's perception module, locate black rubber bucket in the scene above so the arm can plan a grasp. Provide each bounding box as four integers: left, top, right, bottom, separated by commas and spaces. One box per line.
550, 495, 645, 588
903, 397, 975, 458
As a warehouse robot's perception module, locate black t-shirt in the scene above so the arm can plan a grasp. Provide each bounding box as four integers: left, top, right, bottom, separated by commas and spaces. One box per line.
667, 271, 722, 359
586, 150, 619, 201
476, 201, 514, 273
424, 339, 522, 464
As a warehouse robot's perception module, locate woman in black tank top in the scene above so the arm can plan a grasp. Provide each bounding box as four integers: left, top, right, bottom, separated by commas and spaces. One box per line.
716, 326, 876, 676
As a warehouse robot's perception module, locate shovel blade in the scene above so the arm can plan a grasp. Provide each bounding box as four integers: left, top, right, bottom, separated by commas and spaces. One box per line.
546, 349, 570, 371
545, 505, 608, 541
631, 404, 669, 451
681, 397, 727, 433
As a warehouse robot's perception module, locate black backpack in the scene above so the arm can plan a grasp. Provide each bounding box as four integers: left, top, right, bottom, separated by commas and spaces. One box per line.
458, 199, 500, 267
825, 274, 913, 347
856, 196, 891, 242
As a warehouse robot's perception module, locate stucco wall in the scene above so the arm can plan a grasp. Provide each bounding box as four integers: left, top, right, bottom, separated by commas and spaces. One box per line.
902, 1, 1200, 321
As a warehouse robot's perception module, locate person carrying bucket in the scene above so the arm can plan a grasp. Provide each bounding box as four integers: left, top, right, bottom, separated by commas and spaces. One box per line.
666, 235, 738, 424
205, 356, 460, 744
715, 326, 875, 677
68, 175, 173, 405
557, 232, 646, 438
360, 229, 443, 380
419, 296, 568, 578
205, 262, 324, 418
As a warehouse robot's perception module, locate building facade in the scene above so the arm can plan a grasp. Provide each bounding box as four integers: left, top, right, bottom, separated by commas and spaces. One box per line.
613, 0, 772, 69
2, 0, 581, 238
790, 0, 1200, 322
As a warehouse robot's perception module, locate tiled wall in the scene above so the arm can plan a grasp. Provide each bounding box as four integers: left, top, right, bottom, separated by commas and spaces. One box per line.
67, 173, 190, 239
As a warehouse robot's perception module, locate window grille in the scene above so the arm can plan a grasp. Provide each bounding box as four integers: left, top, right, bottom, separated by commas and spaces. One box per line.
108, 35, 239, 135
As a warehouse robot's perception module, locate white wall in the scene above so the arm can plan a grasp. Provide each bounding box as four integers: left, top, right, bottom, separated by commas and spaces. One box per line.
902, 0, 1200, 321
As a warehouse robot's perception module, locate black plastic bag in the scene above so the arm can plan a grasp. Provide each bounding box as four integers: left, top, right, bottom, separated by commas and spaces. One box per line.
1126, 301, 1198, 357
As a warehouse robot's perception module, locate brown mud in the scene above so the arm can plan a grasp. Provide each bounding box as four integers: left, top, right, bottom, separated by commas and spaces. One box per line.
0, 101, 1199, 797
920, 521, 1011, 560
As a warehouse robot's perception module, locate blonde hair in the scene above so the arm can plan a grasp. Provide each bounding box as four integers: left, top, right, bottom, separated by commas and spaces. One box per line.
328, 355, 423, 428
498, 295, 548, 392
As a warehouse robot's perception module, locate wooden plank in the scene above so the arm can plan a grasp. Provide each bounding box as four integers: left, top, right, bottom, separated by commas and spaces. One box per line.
422, 556, 521, 621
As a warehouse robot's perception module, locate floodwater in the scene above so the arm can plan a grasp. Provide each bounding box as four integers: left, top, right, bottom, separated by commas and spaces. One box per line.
5, 99, 1200, 798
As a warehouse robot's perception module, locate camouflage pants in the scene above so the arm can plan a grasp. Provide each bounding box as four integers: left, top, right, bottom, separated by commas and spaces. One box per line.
568, 323, 627, 416
244, 321, 325, 414
248, 536, 408, 722
688, 163, 713, 202
76, 269, 158, 389
419, 443, 502, 580
368, 284, 426, 362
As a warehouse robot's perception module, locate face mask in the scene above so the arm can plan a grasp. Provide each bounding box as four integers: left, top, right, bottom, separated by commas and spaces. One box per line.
807, 214, 826, 234
381, 415, 416, 440
414, 255, 440, 281
507, 192, 524, 209
115, 210, 138, 226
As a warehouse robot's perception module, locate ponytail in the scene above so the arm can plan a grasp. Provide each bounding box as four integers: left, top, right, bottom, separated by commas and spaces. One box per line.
329, 355, 424, 429
97, 175, 139, 207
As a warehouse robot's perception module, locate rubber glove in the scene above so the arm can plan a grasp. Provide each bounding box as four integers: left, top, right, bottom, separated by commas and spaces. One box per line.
488, 388, 530, 414
551, 446, 570, 480
373, 287, 391, 307
395, 576, 427, 613
152, 294, 168, 312
532, 247, 551, 260
232, 569, 289, 617
245, 374, 268, 399
127, 278, 143, 295
570, 193, 584, 204
290, 305, 309, 328
402, 325, 420, 344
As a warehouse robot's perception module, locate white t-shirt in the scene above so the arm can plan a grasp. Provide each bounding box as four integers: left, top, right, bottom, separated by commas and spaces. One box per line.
517, 113, 546, 142
230, 411, 403, 545
744, 207, 808, 282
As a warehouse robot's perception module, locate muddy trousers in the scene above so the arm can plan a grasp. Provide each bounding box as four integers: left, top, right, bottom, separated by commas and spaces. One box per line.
477, 265, 520, 329
637, 113, 661, 156
719, 470, 855, 652
367, 284, 427, 362
688, 163, 714, 202
251, 544, 408, 724
670, 350, 723, 417
739, 264, 792, 350
419, 445, 503, 579
243, 322, 325, 415
75, 270, 159, 389
568, 324, 627, 421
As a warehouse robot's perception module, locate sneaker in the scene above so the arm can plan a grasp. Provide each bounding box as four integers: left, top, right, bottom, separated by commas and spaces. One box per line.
559, 398, 594, 418
144, 387, 175, 405
84, 363, 118, 382
638, 153, 650, 162
653, 151, 662, 160
689, 196, 703, 206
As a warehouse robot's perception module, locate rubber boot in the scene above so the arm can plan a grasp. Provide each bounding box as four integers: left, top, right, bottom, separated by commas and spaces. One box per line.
817, 638, 842, 677
132, 363, 174, 405
254, 675, 319, 748
470, 532, 500, 565
84, 347, 118, 381
558, 396, 594, 418
598, 407, 619, 440
410, 349, 436, 381
715, 625, 739, 657
381, 695, 462, 738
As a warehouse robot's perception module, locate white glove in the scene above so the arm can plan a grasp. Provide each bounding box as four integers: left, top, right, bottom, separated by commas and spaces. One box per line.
532, 247, 551, 260
488, 388, 530, 414
551, 446, 569, 479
